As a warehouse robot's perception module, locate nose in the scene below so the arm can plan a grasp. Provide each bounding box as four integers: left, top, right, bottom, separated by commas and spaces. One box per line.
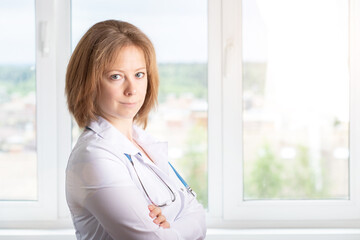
124, 77, 137, 96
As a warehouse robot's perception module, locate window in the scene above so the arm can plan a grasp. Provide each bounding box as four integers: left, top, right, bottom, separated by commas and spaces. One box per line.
242, 0, 349, 200
219, 0, 360, 227
0, 0, 71, 224
0, 0, 60, 222
0, 0, 37, 201
1, 0, 359, 231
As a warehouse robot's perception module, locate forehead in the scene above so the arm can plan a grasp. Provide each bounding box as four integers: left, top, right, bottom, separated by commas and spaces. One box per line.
106, 45, 146, 70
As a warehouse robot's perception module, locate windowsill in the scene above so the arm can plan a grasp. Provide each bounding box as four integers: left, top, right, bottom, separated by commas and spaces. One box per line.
0, 229, 75, 240
206, 228, 360, 239
0, 228, 359, 240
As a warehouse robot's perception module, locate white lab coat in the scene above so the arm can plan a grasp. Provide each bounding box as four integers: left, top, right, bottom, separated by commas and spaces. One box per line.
65, 116, 206, 240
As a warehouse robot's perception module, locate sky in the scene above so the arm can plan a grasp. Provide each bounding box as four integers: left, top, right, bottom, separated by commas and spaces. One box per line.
72, 0, 208, 63
0, 0, 208, 64
0, 0, 348, 65
0, 0, 35, 64
0, 0, 266, 64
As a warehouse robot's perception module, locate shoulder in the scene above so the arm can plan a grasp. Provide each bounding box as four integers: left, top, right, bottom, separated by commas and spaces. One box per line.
70, 128, 129, 164
66, 129, 133, 194
66, 130, 132, 189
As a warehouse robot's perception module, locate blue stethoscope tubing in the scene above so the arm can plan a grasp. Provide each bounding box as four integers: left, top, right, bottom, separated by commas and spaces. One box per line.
85, 126, 195, 198
168, 162, 196, 197
124, 153, 196, 197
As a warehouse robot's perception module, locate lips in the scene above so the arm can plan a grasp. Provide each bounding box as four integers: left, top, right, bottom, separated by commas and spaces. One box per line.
120, 102, 137, 107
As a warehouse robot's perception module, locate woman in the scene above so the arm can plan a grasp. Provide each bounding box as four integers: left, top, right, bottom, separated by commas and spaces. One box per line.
65, 20, 206, 240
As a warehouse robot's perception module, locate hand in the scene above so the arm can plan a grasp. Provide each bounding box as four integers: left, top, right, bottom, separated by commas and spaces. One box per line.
148, 205, 170, 228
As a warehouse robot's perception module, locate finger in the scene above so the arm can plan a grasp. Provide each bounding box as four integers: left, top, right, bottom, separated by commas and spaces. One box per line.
149, 206, 161, 218
153, 214, 166, 225
160, 221, 170, 229
148, 205, 155, 218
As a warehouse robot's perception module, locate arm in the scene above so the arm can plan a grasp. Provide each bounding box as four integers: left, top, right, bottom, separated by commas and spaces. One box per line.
171, 194, 207, 240
76, 157, 182, 240
148, 205, 170, 228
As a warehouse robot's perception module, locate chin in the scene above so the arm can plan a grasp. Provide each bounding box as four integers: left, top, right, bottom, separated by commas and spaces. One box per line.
116, 113, 138, 120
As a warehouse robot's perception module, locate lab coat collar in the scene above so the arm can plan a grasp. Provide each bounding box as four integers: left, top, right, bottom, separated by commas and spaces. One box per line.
87, 116, 139, 155
133, 126, 169, 174
87, 116, 169, 174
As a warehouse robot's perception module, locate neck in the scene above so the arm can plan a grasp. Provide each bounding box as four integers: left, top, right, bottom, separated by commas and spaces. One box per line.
102, 115, 134, 141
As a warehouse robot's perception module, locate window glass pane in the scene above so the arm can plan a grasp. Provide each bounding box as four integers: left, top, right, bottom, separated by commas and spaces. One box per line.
0, 0, 37, 200
71, 0, 208, 207
243, 0, 349, 200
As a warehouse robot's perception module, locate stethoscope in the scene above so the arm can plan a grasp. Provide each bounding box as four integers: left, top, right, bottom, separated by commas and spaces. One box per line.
85, 126, 195, 207
124, 152, 196, 207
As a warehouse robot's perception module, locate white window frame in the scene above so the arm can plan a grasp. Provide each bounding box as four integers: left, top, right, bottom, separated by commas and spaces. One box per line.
0, 0, 72, 227
206, 0, 360, 228
1, 0, 360, 233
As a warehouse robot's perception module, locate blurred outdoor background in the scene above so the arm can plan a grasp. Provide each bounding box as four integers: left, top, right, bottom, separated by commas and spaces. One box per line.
0, 0, 349, 208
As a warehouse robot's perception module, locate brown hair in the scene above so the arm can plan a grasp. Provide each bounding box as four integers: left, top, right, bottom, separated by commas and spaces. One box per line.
65, 20, 159, 129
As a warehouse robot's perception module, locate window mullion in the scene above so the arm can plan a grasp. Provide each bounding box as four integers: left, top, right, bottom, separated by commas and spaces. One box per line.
349, 0, 360, 219
34, 0, 58, 220
207, 0, 224, 221
55, 0, 72, 220
222, 0, 244, 221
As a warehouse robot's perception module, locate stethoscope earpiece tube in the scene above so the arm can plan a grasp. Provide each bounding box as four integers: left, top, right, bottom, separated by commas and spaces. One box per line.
125, 153, 176, 207
168, 162, 196, 197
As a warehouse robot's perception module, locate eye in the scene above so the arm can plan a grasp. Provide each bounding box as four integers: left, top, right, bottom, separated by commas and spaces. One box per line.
110, 74, 123, 80
135, 72, 145, 79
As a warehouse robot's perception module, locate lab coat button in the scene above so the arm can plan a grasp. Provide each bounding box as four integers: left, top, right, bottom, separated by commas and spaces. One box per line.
180, 188, 184, 192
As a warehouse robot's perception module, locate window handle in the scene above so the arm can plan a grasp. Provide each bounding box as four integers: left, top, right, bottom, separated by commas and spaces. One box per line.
39, 21, 50, 57
223, 38, 234, 78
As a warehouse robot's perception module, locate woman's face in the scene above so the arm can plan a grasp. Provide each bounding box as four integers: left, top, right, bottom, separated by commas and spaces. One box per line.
98, 45, 148, 122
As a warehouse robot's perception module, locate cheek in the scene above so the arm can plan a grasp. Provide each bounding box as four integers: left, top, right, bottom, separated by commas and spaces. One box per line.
99, 83, 118, 105
140, 79, 148, 97
102, 81, 119, 96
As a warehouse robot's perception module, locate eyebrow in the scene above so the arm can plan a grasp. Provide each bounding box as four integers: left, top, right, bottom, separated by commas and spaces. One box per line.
135, 67, 146, 71
106, 67, 146, 73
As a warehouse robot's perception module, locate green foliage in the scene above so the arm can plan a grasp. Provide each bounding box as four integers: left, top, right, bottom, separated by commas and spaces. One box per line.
157, 63, 208, 206
0, 63, 208, 99
242, 62, 267, 96
244, 144, 283, 199
0, 65, 35, 96
158, 63, 207, 102
244, 144, 329, 200
288, 146, 329, 198
178, 123, 208, 208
